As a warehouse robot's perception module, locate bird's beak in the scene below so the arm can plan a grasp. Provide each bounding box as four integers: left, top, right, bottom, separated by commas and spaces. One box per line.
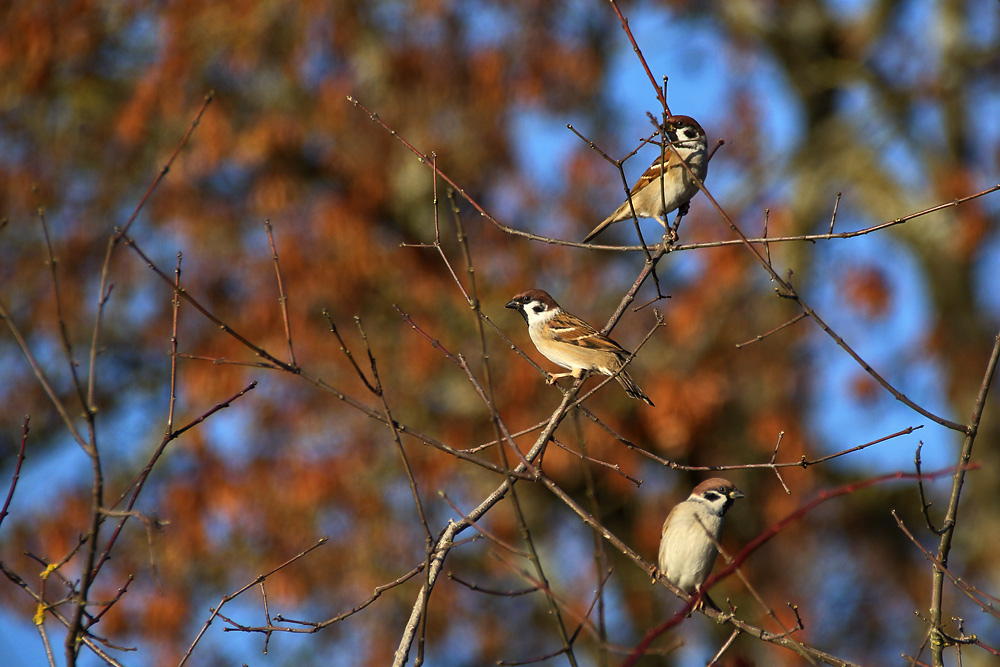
730, 489, 745, 500
504, 299, 519, 310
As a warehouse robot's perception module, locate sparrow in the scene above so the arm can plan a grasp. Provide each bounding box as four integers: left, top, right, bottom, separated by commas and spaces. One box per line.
505, 289, 654, 405
658, 478, 744, 608
584, 115, 708, 243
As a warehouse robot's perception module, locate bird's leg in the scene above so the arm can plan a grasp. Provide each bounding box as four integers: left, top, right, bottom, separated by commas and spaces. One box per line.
667, 204, 689, 243
655, 215, 678, 247
694, 589, 720, 612
545, 371, 575, 385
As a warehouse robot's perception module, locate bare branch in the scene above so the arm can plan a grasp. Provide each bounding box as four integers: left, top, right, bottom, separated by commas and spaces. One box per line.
264, 219, 296, 366
606, 0, 668, 111
930, 330, 1000, 664
0, 416, 29, 530
178, 538, 328, 667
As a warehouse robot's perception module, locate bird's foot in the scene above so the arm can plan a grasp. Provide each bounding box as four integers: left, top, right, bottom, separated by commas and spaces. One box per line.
545, 372, 573, 385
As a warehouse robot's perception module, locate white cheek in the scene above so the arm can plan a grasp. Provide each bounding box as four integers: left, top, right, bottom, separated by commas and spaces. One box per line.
527, 307, 557, 327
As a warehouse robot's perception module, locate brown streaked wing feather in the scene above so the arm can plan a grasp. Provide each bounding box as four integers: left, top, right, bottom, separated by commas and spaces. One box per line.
544, 312, 598, 339
572, 332, 629, 355
629, 158, 666, 196
546, 312, 629, 354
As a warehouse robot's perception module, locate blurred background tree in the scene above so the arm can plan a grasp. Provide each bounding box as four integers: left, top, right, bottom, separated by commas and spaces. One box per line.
1, 1, 998, 665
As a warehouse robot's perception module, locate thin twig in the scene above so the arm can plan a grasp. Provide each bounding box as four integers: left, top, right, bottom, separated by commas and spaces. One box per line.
574, 415, 613, 667
356, 315, 433, 543
588, 184, 1000, 252
88, 574, 133, 627
260, 583, 271, 654
233, 563, 427, 634
550, 437, 642, 486
321, 311, 377, 393
706, 629, 740, 666
34, 194, 88, 411
767, 432, 790, 493
913, 441, 942, 534
393, 305, 533, 471
0, 416, 29, 529
607, 0, 668, 111
0, 297, 88, 448
264, 219, 296, 366
178, 538, 328, 667
115, 92, 214, 242
446, 573, 538, 597
100, 382, 258, 576
894, 512, 998, 620
167, 253, 182, 434
735, 313, 808, 348
705, 526, 815, 665
439, 494, 529, 559
581, 411, 923, 473
828, 192, 842, 234
0, 562, 130, 666
123, 234, 297, 373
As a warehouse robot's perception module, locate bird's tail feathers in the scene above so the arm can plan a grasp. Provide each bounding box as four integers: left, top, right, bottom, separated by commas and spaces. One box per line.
582, 209, 623, 243
615, 370, 654, 406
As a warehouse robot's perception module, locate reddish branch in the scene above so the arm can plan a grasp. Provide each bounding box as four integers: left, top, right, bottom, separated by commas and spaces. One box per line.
0, 416, 28, 529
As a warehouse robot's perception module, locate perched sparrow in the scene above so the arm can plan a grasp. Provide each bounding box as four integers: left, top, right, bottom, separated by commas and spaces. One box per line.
658, 478, 744, 607
584, 115, 708, 243
505, 288, 654, 405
